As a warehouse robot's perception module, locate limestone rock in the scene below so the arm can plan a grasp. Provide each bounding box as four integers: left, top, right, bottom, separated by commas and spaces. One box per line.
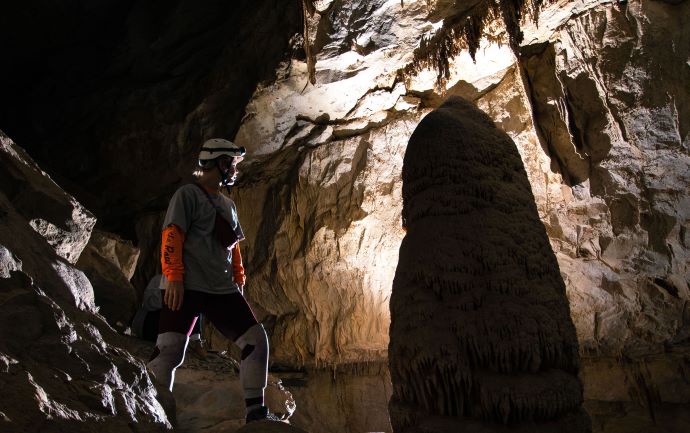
389, 96, 589, 432
0, 244, 22, 278
2, 0, 690, 431
220, 1, 441, 369
0, 130, 95, 264
76, 230, 140, 332
0, 271, 171, 433
0, 134, 171, 432
88, 230, 140, 280
0, 133, 96, 312
224, 115, 411, 367
204, 1, 690, 430
520, 0, 690, 359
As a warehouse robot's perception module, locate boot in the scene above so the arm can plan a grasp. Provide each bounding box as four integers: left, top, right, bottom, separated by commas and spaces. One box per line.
245, 405, 282, 423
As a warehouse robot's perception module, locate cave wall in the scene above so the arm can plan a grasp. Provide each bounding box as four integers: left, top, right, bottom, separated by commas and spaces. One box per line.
521, 0, 690, 358
227, 0, 690, 431
241, 0, 690, 364
4, 0, 687, 374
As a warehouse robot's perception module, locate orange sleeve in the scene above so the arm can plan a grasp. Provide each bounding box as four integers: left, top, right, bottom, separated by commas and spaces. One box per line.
161, 224, 185, 282
232, 243, 246, 286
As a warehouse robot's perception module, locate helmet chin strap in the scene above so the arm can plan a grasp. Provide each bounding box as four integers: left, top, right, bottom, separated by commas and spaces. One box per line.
217, 165, 234, 195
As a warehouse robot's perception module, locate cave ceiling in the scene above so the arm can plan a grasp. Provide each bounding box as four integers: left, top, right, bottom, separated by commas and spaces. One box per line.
0, 0, 303, 235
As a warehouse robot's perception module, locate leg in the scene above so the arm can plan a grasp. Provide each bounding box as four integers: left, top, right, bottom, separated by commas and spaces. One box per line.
236, 323, 269, 407
202, 293, 269, 419
147, 290, 202, 391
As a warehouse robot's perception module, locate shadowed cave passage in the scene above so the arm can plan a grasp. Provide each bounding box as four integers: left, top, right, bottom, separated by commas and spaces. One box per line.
389, 96, 591, 433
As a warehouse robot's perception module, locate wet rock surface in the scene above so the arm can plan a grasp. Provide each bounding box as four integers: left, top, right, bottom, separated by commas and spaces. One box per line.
235, 420, 308, 433
284, 363, 392, 433
126, 337, 300, 433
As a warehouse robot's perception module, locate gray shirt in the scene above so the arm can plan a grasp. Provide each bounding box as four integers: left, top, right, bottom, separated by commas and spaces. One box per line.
163, 184, 245, 294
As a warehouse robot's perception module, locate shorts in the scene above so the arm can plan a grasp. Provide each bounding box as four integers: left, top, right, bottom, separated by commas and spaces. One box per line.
158, 289, 258, 342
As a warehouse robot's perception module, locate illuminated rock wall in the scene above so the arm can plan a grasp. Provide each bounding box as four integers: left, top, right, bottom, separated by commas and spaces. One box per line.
235, 0, 689, 370
229, 1, 690, 431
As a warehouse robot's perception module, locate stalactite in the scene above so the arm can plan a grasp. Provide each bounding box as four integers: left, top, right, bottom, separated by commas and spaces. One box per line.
302, 0, 317, 85
399, 0, 564, 89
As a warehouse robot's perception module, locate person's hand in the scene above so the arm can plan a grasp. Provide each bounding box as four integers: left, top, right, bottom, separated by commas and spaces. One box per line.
165, 280, 184, 311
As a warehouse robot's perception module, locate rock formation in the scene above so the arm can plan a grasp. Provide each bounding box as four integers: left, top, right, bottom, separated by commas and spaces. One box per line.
519, 0, 690, 357
228, 1, 690, 431
389, 96, 589, 432
76, 230, 140, 332
0, 131, 171, 432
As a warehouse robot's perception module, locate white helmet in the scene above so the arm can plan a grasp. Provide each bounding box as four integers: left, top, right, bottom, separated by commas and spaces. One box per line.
198, 138, 246, 164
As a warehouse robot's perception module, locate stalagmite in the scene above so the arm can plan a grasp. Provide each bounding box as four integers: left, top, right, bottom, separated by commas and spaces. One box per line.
389, 96, 591, 432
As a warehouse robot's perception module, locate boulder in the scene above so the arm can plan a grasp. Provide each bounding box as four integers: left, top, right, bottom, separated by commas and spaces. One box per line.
0, 130, 95, 264
76, 230, 140, 332
0, 132, 171, 431
87, 230, 140, 280
0, 271, 171, 433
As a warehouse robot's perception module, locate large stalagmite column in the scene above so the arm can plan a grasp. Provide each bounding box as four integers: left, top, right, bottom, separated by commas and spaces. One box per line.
389, 96, 591, 433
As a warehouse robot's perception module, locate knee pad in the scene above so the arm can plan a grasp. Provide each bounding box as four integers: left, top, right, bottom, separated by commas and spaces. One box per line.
146, 332, 188, 391
235, 324, 268, 391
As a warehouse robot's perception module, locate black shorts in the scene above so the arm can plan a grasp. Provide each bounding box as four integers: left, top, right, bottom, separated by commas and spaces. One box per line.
158, 290, 258, 342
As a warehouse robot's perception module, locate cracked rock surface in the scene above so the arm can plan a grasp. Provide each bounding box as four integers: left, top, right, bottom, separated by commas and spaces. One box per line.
0, 132, 171, 432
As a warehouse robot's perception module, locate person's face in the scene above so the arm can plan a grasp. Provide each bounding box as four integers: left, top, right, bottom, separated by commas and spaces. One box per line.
217, 157, 239, 185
